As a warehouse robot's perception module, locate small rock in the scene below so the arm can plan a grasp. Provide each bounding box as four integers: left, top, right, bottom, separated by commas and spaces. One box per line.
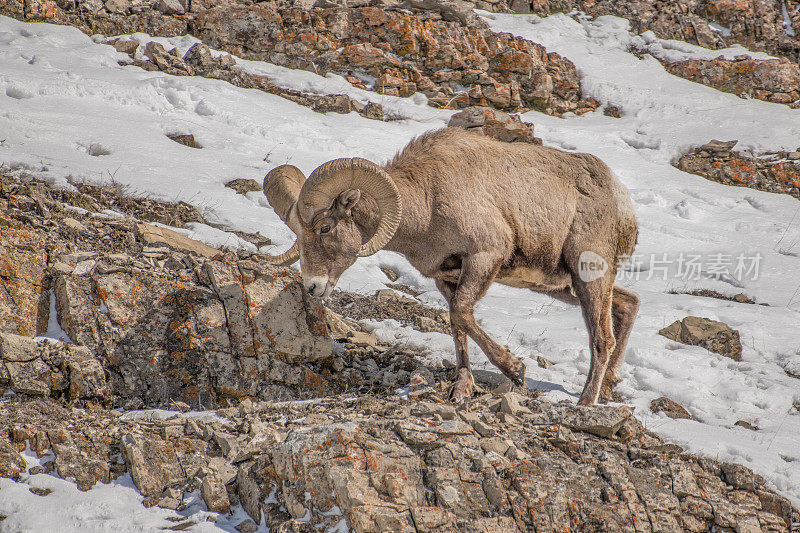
361, 101, 384, 120
183, 43, 216, 72
224, 179, 260, 195
505, 445, 529, 460
491, 380, 514, 395
143, 42, 174, 71
536, 356, 554, 369
733, 293, 754, 304
409, 367, 434, 388
163, 487, 181, 500
235, 519, 259, 533
480, 437, 510, 456
411, 401, 455, 420
459, 411, 496, 437
379, 266, 399, 281
157, 497, 181, 510
213, 431, 239, 458
136, 223, 219, 258
62, 217, 88, 233
720, 462, 765, 492
345, 330, 378, 348
448, 106, 538, 144
788, 151, 800, 160
407, 0, 478, 25
238, 398, 255, 416
72, 260, 96, 276
152, 0, 184, 14
103, 0, 129, 13
650, 397, 692, 420
66, 345, 107, 400
734, 420, 758, 431
659, 316, 743, 361
556, 404, 632, 439
603, 104, 622, 118
375, 288, 414, 303
699, 139, 738, 153
413, 316, 439, 333
166, 134, 201, 149
121, 434, 185, 497
201, 476, 231, 514
184, 419, 201, 437
108, 39, 138, 55
498, 392, 531, 417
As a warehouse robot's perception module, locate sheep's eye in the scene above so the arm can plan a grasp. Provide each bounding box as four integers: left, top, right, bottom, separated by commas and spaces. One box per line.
319, 225, 332, 234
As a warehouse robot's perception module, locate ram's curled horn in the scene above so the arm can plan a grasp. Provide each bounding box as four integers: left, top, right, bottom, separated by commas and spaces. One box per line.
262, 165, 306, 266
299, 157, 402, 257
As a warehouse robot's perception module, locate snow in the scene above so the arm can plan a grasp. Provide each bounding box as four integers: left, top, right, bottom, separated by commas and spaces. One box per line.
34, 290, 73, 344
1, 8, 800, 526
118, 408, 229, 424
783, 1, 797, 37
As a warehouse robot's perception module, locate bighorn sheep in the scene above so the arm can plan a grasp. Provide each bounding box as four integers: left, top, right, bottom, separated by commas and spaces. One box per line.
262, 128, 639, 405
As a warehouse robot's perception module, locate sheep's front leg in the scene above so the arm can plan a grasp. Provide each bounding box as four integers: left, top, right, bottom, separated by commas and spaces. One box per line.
436, 279, 474, 403
449, 253, 526, 387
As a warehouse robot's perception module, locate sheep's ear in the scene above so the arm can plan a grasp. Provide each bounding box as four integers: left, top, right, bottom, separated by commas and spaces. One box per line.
332, 189, 361, 218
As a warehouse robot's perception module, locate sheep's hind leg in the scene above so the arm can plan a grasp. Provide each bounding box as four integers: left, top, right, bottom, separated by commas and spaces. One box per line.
449, 254, 526, 387
572, 275, 616, 406
599, 285, 639, 401
436, 279, 474, 403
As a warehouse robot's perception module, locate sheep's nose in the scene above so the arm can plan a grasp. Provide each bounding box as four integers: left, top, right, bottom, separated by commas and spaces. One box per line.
304, 277, 328, 297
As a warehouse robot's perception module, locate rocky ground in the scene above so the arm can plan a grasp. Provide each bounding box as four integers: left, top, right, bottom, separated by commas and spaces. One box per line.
3, 389, 799, 532
1, 158, 800, 531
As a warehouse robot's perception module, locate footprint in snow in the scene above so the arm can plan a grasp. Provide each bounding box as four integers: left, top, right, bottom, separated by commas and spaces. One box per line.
6, 86, 33, 99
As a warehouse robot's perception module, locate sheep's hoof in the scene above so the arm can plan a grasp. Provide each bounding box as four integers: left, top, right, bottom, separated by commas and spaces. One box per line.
511, 362, 526, 388
599, 376, 621, 402
599, 388, 623, 403
577, 393, 596, 406
449, 368, 474, 405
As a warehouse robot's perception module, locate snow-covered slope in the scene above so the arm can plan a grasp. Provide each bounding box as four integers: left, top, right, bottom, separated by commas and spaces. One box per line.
1, 10, 799, 528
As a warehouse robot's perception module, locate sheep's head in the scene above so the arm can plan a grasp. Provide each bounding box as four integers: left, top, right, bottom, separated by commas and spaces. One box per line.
262, 158, 401, 298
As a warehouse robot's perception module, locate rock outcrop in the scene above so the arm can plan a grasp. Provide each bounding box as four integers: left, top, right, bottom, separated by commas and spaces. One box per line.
1, 0, 599, 116
676, 140, 800, 199
0, 219, 49, 337
665, 55, 800, 107
190, 2, 597, 115
464, 0, 800, 107
0, 171, 334, 408
112, 39, 388, 121
470, 0, 800, 65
